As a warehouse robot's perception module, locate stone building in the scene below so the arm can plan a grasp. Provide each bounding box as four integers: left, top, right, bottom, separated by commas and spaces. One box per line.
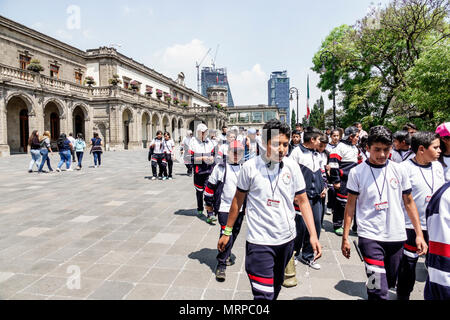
227, 105, 288, 131
0, 15, 227, 157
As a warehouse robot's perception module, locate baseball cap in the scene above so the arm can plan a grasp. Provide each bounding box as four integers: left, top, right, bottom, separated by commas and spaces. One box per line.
229, 140, 244, 150
248, 128, 256, 135
197, 124, 208, 132
343, 126, 359, 140
436, 122, 450, 137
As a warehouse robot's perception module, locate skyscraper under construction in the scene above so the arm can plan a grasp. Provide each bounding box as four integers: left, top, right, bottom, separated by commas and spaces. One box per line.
201, 67, 235, 107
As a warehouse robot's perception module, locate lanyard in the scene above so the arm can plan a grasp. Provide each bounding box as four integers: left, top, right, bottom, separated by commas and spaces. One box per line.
230, 164, 240, 180
265, 164, 282, 199
369, 163, 388, 202
418, 165, 434, 193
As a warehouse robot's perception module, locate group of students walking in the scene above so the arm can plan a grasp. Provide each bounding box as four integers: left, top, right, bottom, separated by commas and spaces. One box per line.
27, 131, 104, 173
186, 119, 450, 301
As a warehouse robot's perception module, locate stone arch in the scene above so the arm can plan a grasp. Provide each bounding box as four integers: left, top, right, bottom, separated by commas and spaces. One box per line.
141, 111, 151, 148
5, 91, 34, 114
43, 99, 66, 141
151, 112, 161, 140
72, 103, 89, 138
5, 95, 32, 153
122, 108, 134, 150
162, 114, 170, 134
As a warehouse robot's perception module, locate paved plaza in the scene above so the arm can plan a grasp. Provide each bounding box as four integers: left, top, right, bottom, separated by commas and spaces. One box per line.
0, 150, 427, 300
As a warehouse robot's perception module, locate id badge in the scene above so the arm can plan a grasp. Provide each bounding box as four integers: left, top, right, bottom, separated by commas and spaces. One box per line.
425, 196, 432, 203
267, 199, 280, 208
375, 201, 389, 211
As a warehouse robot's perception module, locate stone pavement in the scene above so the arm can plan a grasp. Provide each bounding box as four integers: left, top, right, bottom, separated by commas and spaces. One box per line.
0, 150, 427, 300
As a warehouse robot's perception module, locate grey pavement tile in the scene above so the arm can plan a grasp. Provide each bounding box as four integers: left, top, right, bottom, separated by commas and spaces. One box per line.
232, 291, 253, 300
83, 264, 121, 280
163, 286, 204, 300
87, 281, 134, 300
0, 272, 15, 283
172, 270, 213, 289
202, 289, 234, 300
9, 293, 49, 300
207, 271, 240, 291
22, 276, 67, 296
21, 259, 61, 276
154, 255, 189, 270
140, 243, 172, 255
141, 268, 181, 285
125, 284, 169, 300
166, 244, 197, 256
54, 278, 103, 299
0, 274, 41, 299
108, 265, 150, 283
125, 252, 160, 268
17, 227, 52, 237
96, 250, 135, 265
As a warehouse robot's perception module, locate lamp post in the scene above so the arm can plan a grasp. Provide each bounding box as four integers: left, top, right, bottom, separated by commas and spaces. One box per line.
289, 87, 299, 124
320, 50, 337, 129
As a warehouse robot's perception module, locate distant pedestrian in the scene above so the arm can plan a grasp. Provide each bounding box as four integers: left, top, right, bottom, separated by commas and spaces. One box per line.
38, 131, 53, 173
28, 130, 41, 173
181, 130, 193, 177
68, 133, 76, 163
74, 133, 86, 170
163, 132, 175, 180
436, 122, 450, 182
150, 130, 166, 180
56, 133, 73, 172
90, 133, 103, 168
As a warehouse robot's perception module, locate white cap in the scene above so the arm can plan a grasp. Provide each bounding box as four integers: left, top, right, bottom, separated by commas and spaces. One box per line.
197, 123, 208, 132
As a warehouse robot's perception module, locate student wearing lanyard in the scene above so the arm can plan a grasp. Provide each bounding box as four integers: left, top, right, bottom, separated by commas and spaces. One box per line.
163, 132, 175, 180
397, 132, 445, 300
150, 131, 167, 180
341, 126, 428, 300
204, 141, 246, 282
218, 119, 322, 300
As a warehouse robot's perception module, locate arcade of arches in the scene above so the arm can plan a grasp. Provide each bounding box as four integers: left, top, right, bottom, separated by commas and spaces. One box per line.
0, 93, 227, 157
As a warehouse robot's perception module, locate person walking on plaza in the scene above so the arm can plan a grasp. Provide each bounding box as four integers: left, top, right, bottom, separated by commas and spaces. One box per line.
181, 130, 193, 177
163, 132, 175, 180
217, 127, 237, 164
218, 119, 322, 300
287, 130, 302, 157
38, 131, 53, 173
56, 133, 73, 172
329, 126, 360, 236
189, 123, 217, 223
396, 131, 445, 300
150, 130, 166, 180
341, 126, 427, 300
424, 181, 450, 300
74, 133, 86, 170
289, 127, 326, 270
244, 128, 259, 161
67, 133, 76, 163
28, 130, 41, 173
391, 131, 414, 163
205, 140, 246, 282
90, 132, 103, 168
436, 122, 450, 182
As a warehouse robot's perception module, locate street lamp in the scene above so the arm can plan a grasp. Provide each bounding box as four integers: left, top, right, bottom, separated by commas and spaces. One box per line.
289, 87, 299, 124
320, 50, 337, 129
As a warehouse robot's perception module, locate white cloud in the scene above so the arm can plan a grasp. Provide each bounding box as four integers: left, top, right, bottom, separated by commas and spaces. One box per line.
228, 64, 268, 106
152, 39, 211, 91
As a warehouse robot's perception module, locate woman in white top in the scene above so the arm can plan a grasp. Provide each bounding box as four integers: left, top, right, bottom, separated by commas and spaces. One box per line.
163, 132, 175, 180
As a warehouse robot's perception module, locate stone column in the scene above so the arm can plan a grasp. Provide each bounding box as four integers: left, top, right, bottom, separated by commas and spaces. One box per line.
0, 94, 9, 157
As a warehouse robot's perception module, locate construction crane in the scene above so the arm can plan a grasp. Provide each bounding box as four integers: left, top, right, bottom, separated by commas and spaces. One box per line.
196, 48, 212, 93
211, 44, 220, 71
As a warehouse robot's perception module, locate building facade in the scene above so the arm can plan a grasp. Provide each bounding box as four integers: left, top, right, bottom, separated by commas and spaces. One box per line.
201, 67, 234, 107
227, 105, 287, 131
0, 15, 227, 157
268, 71, 290, 124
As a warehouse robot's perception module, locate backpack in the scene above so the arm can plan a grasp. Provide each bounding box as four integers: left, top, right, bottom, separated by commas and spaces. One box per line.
57, 138, 65, 151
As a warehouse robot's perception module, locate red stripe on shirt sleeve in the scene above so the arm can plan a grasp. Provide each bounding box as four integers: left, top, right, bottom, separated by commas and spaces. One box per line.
330, 154, 342, 161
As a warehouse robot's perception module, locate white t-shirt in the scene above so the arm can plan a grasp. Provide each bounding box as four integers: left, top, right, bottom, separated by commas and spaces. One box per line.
401, 160, 445, 230
68, 136, 76, 147
347, 160, 412, 242
162, 139, 175, 154
237, 156, 306, 246
390, 149, 415, 163
442, 155, 450, 182
207, 163, 242, 213
151, 138, 165, 154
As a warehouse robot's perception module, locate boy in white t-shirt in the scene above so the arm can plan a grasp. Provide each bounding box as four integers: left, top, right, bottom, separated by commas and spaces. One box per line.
397, 132, 445, 300
341, 126, 427, 300
436, 122, 450, 182
217, 119, 322, 300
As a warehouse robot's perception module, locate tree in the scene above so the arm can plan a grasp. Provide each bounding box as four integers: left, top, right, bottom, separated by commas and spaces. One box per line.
291, 110, 297, 130
309, 96, 326, 129
312, 0, 449, 131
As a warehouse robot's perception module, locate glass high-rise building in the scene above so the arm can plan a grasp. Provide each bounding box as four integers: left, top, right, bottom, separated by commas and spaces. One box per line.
201, 67, 234, 107
268, 71, 290, 124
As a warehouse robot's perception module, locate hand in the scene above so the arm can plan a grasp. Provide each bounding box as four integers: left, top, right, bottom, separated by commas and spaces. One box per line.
334, 183, 341, 190
416, 236, 428, 256
320, 188, 327, 198
218, 235, 230, 252
310, 236, 322, 262
341, 238, 351, 259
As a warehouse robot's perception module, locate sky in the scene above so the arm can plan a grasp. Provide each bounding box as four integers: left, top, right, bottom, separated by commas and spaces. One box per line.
0, 0, 391, 119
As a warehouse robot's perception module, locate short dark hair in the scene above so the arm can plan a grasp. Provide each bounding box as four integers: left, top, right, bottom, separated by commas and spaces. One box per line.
262, 119, 291, 144
367, 126, 393, 147
353, 122, 361, 126
292, 130, 301, 137
411, 131, 440, 153
295, 123, 303, 128
393, 131, 412, 145
403, 123, 417, 131
330, 129, 340, 136
319, 133, 329, 144
156, 130, 163, 136
222, 125, 228, 129
164, 132, 171, 138
303, 127, 322, 143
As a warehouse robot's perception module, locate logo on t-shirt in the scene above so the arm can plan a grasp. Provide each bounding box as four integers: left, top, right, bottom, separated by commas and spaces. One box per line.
282, 172, 291, 185
390, 178, 399, 189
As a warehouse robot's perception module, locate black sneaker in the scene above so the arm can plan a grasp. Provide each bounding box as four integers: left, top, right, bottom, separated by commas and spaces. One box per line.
226, 257, 235, 266
215, 266, 226, 282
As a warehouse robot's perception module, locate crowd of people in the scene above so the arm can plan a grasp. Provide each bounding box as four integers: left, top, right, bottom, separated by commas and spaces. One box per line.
181, 120, 450, 301
27, 131, 104, 173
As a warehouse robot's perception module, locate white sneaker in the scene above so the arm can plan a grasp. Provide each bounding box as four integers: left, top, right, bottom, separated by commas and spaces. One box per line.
56, 168, 61, 172
67, 168, 73, 172
299, 256, 321, 270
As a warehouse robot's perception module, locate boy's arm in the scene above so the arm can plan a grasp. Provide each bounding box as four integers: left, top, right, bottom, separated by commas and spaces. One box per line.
403, 193, 428, 256
341, 193, 358, 259
294, 192, 322, 261
218, 190, 246, 252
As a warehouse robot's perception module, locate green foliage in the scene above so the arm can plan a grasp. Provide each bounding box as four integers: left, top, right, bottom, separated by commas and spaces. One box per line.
312, 0, 449, 132
27, 59, 44, 73
291, 110, 297, 130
